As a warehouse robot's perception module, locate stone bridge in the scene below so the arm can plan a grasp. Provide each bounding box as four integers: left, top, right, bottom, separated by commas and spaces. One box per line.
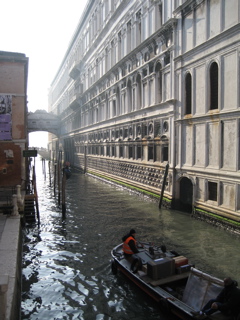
28, 110, 60, 135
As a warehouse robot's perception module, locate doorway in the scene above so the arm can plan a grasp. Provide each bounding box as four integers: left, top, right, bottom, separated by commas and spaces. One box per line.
179, 177, 193, 212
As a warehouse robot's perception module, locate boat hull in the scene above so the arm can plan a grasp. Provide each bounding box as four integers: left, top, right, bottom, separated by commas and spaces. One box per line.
111, 243, 233, 320
112, 258, 194, 320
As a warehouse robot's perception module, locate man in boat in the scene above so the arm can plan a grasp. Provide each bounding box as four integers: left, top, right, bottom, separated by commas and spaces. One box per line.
122, 229, 139, 259
192, 277, 240, 319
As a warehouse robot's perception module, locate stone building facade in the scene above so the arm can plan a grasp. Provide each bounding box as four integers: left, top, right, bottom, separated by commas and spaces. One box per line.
48, 0, 240, 221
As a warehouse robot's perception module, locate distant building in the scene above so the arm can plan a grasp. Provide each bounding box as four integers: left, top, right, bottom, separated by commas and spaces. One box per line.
0, 51, 29, 187
48, 0, 240, 221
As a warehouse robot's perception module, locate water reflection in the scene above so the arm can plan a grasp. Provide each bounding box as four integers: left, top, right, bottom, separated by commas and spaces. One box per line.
21, 159, 240, 319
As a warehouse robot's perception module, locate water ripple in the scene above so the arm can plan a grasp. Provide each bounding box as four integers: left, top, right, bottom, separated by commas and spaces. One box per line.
22, 159, 240, 319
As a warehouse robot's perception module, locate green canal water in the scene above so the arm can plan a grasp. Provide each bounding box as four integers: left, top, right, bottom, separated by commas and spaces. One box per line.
21, 158, 240, 319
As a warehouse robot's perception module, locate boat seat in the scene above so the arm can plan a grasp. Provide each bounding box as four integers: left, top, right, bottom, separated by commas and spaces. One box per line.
182, 268, 224, 311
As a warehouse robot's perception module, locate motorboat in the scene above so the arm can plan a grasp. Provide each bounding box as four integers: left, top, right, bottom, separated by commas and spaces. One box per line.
111, 242, 234, 320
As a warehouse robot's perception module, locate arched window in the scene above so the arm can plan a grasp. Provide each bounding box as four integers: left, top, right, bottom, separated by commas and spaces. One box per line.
127, 21, 131, 54
96, 108, 98, 123
210, 62, 218, 110
155, 62, 162, 103
185, 73, 192, 114
105, 48, 108, 73
136, 74, 142, 109
127, 79, 132, 112
118, 32, 121, 61
111, 40, 115, 67
116, 87, 120, 115
105, 93, 109, 119
136, 10, 141, 46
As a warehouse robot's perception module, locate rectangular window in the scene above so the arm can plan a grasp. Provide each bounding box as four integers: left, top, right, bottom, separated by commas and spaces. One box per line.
113, 100, 116, 117
148, 145, 154, 161
107, 146, 110, 157
112, 146, 115, 157
154, 144, 157, 162
185, 73, 192, 115
210, 62, 218, 110
124, 128, 128, 139
120, 145, 123, 158
102, 3, 105, 22
149, 9, 153, 35
208, 181, 218, 201
129, 145, 133, 158
79, 146, 82, 153
162, 146, 168, 162
137, 145, 142, 159
142, 14, 147, 41
0, 95, 12, 140
237, 184, 240, 210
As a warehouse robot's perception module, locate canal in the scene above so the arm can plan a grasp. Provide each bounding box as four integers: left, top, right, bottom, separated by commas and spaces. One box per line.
21, 158, 240, 319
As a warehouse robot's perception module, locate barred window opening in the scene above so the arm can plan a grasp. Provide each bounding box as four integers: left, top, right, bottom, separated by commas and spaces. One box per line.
210, 62, 218, 110
185, 73, 192, 115
208, 181, 217, 201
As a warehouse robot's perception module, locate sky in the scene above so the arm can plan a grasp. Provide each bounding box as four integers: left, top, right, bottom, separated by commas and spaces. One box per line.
1, 0, 88, 148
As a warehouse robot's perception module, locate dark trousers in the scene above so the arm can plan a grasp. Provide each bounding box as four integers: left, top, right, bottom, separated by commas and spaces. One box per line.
202, 299, 223, 316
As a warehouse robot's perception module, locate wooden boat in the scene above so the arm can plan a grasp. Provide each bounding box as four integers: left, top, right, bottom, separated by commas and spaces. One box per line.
111, 242, 234, 320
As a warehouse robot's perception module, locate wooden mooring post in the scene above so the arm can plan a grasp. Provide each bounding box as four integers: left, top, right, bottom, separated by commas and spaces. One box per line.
54, 163, 57, 196
32, 165, 40, 224
48, 160, 51, 187
57, 151, 62, 206
62, 170, 66, 219
159, 163, 169, 209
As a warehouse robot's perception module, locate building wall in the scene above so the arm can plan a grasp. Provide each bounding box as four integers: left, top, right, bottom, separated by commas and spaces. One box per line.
48, 0, 175, 199
174, 0, 240, 219
0, 51, 28, 187
48, 0, 240, 220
